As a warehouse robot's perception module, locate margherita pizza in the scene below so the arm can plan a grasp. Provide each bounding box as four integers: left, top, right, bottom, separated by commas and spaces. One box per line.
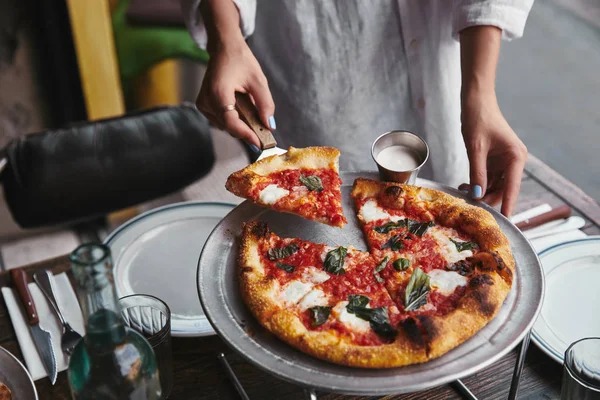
238, 178, 514, 368
226, 146, 347, 227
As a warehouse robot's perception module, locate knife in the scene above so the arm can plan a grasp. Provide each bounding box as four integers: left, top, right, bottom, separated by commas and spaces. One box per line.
11, 269, 58, 384
515, 205, 572, 231
235, 92, 287, 161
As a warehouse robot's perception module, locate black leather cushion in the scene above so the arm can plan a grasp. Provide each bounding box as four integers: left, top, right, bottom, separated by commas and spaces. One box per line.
1, 104, 215, 228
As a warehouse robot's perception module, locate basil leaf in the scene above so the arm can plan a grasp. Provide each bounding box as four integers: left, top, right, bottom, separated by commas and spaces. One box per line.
275, 262, 295, 273
373, 220, 406, 234
404, 267, 431, 311
299, 175, 324, 192
407, 220, 435, 236
351, 307, 398, 340
450, 238, 478, 252
382, 235, 404, 251
374, 257, 388, 283
268, 243, 300, 260
309, 306, 332, 326
323, 247, 348, 274
393, 258, 410, 271
347, 294, 370, 312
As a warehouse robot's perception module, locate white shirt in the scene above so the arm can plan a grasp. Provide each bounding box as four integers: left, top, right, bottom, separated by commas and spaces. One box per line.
182, 0, 533, 186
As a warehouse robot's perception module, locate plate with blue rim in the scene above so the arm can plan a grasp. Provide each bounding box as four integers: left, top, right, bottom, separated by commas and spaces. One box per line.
105, 201, 236, 337
532, 236, 600, 363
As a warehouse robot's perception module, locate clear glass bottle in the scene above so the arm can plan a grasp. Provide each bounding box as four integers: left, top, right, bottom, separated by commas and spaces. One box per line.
68, 243, 162, 399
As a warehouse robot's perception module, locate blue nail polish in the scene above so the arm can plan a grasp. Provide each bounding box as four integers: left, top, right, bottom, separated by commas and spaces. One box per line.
268, 115, 277, 130
248, 143, 260, 153
472, 185, 483, 199
460, 189, 469, 194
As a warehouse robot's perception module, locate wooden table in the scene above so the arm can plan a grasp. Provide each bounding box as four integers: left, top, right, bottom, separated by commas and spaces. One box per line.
1, 155, 599, 400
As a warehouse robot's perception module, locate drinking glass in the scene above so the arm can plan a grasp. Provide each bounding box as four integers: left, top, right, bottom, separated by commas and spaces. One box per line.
119, 294, 173, 398
561, 337, 600, 400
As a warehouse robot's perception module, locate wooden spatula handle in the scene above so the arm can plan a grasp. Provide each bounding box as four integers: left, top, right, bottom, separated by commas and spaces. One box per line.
515, 204, 572, 231
11, 269, 39, 325
235, 92, 277, 150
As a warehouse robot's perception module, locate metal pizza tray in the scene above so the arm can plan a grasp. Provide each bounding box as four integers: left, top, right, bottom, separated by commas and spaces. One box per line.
197, 171, 544, 395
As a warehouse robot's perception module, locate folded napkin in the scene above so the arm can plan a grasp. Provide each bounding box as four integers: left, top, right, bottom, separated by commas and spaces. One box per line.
510, 204, 588, 253
1, 272, 85, 381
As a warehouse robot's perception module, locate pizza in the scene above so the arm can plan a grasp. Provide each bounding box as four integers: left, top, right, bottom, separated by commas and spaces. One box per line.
226, 146, 347, 227
238, 179, 514, 368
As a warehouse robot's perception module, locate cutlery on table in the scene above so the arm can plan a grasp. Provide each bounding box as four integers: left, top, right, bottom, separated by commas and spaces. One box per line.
515, 205, 571, 231
10, 269, 58, 384
235, 92, 287, 161
34, 270, 82, 356
217, 353, 250, 400
524, 216, 586, 240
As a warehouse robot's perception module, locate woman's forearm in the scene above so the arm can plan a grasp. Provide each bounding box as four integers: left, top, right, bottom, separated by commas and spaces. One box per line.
200, 0, 245, 54
460, 26, 502, 101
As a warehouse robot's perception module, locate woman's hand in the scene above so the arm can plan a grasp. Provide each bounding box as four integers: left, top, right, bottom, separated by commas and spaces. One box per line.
196, 0, 275, 150
459, 92, 528, 217
459, 26, 527, 217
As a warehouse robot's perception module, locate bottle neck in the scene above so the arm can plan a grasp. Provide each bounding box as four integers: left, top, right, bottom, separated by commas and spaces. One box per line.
71, 244, 127, 350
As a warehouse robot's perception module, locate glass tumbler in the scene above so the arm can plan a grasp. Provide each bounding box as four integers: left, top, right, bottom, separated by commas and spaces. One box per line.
119, 294, 173, 398
561, 337, 600, 400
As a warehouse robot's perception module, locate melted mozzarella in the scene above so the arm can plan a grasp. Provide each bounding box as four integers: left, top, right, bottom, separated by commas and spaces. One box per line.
359, 199, 404, 223
297, 289, 329, 310
333, 301, 371, 332
429, 228, 473, 264
280, 281, 313, 305
428, 269, 468, 296
302, 267, 330, 284
259, 184, 289, 205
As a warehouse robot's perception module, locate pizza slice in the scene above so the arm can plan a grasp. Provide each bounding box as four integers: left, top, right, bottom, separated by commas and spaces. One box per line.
226, 146, 347, 227
351, 178, 515, 359
239, 221, 432, 368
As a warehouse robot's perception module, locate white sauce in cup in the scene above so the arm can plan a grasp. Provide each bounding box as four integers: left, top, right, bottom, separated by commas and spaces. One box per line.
376, 145, 421, 171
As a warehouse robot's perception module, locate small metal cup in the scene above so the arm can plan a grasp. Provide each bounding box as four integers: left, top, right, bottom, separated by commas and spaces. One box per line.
561, 337, 600, 399
371, 130, 429, 184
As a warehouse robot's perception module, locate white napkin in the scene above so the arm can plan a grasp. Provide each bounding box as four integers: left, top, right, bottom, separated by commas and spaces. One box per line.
1, 273, 85, 381
510, 204, 588, 253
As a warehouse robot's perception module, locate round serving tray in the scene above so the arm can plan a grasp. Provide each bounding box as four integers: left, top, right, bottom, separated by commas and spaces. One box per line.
197, 172, 544, 395
0, 346, 38, 400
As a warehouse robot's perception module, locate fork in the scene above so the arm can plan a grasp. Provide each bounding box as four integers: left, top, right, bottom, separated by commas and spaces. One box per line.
34, 270, 83, 355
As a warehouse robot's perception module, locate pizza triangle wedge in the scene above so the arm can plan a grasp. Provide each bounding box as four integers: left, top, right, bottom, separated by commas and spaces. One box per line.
226, 146, 347, 227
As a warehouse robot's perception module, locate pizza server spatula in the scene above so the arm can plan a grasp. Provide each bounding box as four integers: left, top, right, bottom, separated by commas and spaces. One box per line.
235, 92, 287, 161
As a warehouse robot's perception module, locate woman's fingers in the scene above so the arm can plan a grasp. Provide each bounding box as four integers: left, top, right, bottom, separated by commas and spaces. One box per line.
467, 141, 488, 201
247, 78, 276, 130
207, 87, 261, 148
500, 156, 526, 217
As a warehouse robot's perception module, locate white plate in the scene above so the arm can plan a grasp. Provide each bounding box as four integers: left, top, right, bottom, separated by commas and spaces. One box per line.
532, 236, 600, 363
105, 201, 235, 337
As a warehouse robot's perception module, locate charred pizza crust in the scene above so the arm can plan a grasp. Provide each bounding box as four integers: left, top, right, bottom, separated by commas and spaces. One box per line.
226, 146, 345, 227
